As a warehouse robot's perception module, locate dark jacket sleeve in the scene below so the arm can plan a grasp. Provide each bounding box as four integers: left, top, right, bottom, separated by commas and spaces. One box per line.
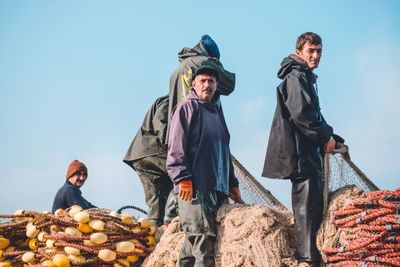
65, 188, 96, 210
283, 73, 333, 146
166, 102, 194, 185
321, 114, 345, 143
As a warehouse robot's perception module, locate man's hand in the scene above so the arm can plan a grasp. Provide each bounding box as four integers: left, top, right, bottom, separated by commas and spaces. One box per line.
324, 136, 336, 153
178, 180, 193, 201
229, 187, 244, 204
334, 142, 350, 160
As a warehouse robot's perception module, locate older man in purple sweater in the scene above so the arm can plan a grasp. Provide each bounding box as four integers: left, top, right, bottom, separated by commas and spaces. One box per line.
167, 63, 242, 267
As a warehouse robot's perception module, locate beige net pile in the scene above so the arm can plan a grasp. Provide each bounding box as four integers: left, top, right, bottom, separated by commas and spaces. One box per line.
142, 217, 184, 267
143, 156, 294, 267
143, 204, 298, 267
215, 204, 295, 267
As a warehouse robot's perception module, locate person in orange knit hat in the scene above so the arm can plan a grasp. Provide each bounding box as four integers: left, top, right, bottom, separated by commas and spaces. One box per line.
52, 160, 96, 213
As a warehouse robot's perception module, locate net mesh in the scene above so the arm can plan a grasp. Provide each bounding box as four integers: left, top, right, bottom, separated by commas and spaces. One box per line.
232, 153, 378, 210
323, 153, 379, 215
324, 153, 379, 193
231, 155, 285, 209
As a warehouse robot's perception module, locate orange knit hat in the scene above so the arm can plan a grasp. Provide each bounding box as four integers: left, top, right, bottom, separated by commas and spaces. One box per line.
66, 160, 88, 179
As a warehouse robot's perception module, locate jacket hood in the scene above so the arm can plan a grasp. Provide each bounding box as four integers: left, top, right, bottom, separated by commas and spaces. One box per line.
178, 42, 209, 62
277, 54, 313, 80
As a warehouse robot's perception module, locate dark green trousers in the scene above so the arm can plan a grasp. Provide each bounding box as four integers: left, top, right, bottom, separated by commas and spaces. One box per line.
178, 191, 228, 267
164, 190, 179, 224
132, 153, 173, 226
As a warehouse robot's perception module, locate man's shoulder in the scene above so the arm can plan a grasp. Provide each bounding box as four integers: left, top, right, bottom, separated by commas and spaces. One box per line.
282, 69, 314, 89
62, 182, 80, 193
286, 68, 308, 80
171, 98, 200, 121
175, 98, 198, 111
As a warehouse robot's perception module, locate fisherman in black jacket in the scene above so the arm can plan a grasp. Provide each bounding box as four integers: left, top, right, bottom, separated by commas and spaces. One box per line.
262, 32, 348, 266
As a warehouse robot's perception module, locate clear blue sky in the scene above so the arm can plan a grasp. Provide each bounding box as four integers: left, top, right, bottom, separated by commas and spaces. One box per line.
1, 1, 399, 213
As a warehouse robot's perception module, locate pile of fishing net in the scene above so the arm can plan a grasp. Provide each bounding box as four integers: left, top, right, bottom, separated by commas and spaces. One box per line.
0, 205, 156, 266
317, 187, 400, 267
143, 204, 304, 267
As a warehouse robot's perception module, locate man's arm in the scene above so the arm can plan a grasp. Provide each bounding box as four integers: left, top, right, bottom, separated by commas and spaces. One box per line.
228, 154, 243, 203
283, 73, 333, 146
166, 102, 194, 186
65, 188, 96, 210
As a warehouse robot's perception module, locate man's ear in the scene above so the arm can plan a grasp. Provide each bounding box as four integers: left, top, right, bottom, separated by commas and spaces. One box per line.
191, 79, 195, 88
295, 49, 301, 56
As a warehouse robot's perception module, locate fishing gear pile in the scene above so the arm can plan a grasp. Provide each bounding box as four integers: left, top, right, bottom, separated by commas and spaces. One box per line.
321, 188, 400, 266
0, 205, 156, 266
142, 204, 298, 267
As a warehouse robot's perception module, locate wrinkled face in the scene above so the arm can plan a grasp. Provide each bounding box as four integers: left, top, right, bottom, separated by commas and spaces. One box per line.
296, 42, 322, 70
191, 73, 218, 102
68, 171, 87, 188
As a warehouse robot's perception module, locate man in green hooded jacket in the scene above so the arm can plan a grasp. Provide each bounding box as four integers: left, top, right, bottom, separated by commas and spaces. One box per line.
167, 34, 236, 142
123, 95, 172, 227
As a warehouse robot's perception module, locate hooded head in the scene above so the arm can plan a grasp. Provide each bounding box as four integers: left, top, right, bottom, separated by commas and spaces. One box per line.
200, 34, 220, 59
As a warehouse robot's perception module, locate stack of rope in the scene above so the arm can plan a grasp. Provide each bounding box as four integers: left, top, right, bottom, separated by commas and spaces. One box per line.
323, 189, 400, 267
0, 206, 156, 266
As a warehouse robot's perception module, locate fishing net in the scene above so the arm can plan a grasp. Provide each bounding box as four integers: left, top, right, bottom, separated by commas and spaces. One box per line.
0, 207, 155, 266
323, 153, 378, 196
142, 217, 184, 267
233, 153, 378, 211
231, 155, 285, 208
0, 154, 382, 266
215, 204, 295, 267
321, 152, 380, 211
317, 185, 364, 263
144, 153, 382, 267
316, 154, 400, 266
142, 204, 298, 267
318, 188, 400, 266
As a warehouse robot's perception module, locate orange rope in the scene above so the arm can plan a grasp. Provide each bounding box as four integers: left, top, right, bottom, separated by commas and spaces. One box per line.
324, 188, 400, 266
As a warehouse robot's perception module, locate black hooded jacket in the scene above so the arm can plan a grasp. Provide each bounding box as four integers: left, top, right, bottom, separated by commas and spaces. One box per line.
262, 55, 344, 180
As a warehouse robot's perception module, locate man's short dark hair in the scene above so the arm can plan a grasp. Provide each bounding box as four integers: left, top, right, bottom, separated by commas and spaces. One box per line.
296, 32, 322, 51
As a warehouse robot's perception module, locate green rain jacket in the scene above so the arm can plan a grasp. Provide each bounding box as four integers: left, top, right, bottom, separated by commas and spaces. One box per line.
167, 41, 236, 144
123, 95, 169, 169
